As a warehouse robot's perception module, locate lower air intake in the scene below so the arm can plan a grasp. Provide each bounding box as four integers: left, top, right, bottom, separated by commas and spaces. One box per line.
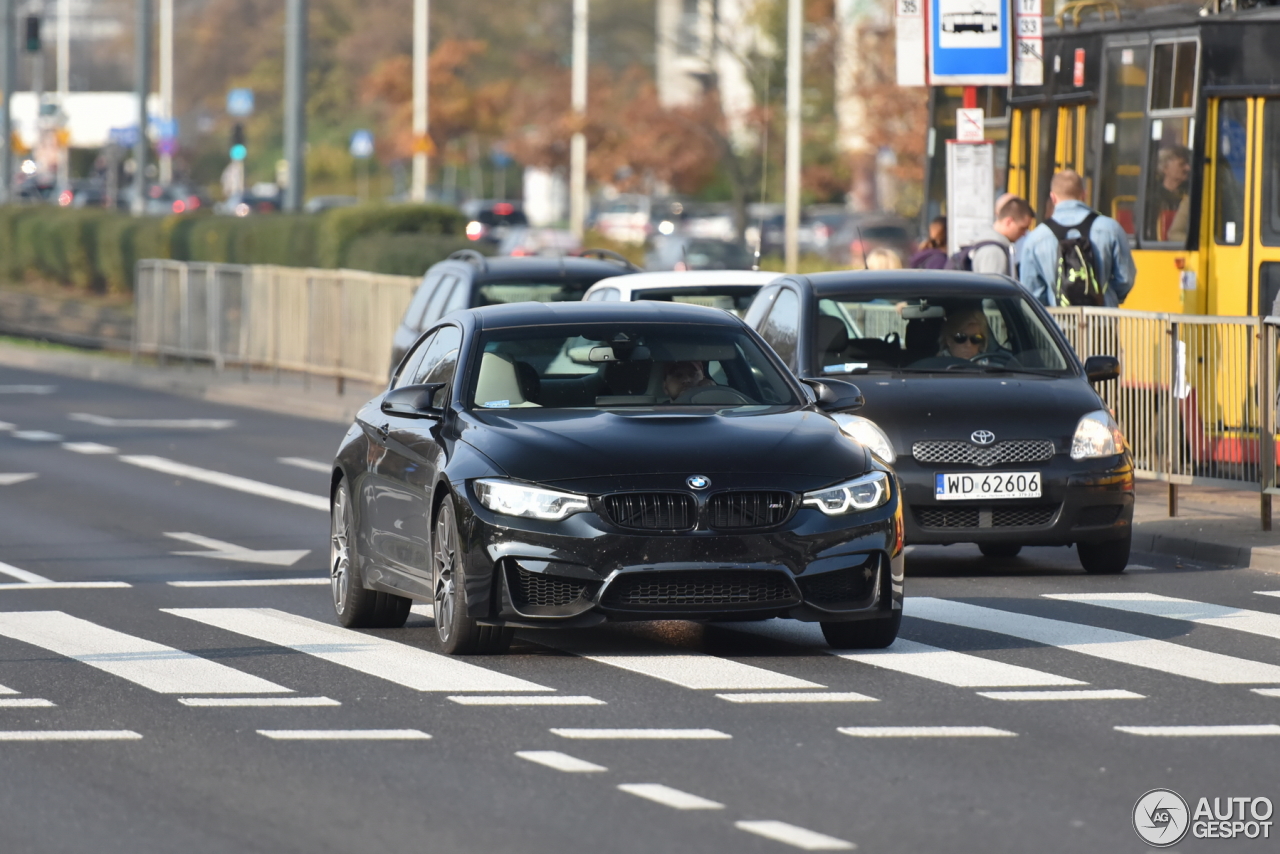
602, 570, 796, 607
512, 567, 586, 608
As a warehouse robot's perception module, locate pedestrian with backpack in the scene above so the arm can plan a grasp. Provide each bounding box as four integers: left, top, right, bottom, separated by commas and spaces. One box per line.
1019, 170, 1136, 307
944, 197, 1035, 276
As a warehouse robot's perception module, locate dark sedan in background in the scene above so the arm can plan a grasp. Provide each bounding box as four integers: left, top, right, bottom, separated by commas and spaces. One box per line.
332, 301, 903, 653
744, 270, 1134, 574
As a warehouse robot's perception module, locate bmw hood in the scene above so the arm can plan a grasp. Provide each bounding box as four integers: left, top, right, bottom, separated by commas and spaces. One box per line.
457, 407, 868, 489
855, 374, 1105, 456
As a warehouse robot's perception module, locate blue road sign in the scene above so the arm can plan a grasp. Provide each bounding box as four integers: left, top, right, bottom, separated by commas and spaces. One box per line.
108, 126, 139, 148
490, 143, 512, 168
153, 118, 178, 141
227, 88, 255, 117
929, 0, 1012, 86
350, 129, 375, 159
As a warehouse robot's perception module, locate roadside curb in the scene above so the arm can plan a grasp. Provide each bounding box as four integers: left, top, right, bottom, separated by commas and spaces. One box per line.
1136, 532, 1280, 572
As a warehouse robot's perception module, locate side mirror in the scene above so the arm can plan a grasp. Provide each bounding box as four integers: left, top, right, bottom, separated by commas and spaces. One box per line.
1084, 355, 1121, 384
801, 377, 864, 412
382, 382, 447, 418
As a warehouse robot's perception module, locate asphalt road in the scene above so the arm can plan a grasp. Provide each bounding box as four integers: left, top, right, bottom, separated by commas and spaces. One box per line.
2, 364, 1278, 854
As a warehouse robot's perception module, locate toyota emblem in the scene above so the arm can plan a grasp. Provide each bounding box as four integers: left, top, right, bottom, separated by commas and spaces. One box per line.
970, 430, 996, 446
686, 475, 711, 490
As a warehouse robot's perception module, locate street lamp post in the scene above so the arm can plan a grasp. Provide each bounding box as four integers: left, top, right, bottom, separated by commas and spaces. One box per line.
569, 0, 587, 239
158, 0, 172, 185
784, 0, 801, 274
56, 0, 68, 187
411, 0, 429, 202
282, 0, 307, 212
0, 0, 13, 204
131, 0, 151, 216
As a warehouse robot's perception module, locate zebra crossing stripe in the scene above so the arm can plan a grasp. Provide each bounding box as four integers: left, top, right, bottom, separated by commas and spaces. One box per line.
910, 597, 1280, 685
164, 608, 550, 693
1045, 592, 1280, 641
0, 611, 290, 695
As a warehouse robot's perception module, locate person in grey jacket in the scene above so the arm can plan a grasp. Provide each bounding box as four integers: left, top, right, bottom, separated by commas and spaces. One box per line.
970, 197, 1035, 276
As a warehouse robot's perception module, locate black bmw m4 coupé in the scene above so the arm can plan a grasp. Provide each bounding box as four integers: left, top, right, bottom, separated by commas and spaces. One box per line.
330, 302, 904, 654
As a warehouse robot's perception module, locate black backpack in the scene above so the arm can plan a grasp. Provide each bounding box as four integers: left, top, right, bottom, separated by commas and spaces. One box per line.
1044, 212, 1106, 306
944, 240, 1008, 273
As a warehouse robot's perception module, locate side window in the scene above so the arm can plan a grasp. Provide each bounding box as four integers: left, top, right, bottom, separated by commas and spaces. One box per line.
443, 273, 472, 315
1098, 44, 1149, 237
600, 287, 621, 301
1215, 99, 1248, 246
403, 272, 440, 330
1263, 100, 1280, 247
420, 275, 459, 329
392, 331, 437, 390
759, 289, 801, 369
415, 326, 463, 387
1141, 40, 1198, 246
743, 285, 781, 328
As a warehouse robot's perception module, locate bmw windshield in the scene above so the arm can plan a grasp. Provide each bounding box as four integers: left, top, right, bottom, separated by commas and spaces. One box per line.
814, 294, 1074, 377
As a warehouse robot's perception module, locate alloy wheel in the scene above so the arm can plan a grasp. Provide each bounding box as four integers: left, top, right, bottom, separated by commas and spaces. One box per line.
330, 486, 352, 614
433, 504, 458, 643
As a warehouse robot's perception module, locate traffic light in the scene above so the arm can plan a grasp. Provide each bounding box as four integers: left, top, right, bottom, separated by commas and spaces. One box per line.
24, 16, 40, 53
229, 123, 246, 161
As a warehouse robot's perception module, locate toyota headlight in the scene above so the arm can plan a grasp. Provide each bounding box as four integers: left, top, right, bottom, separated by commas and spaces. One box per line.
831, 414, 895, 463
1070, 410, 1126, 460
802, 471, 891, 516
474, 479, 590, 521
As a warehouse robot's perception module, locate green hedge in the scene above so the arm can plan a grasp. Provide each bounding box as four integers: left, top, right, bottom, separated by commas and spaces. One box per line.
0, 202, 471, 293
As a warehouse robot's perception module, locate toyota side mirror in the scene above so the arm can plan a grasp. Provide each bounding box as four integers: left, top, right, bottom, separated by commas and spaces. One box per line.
801, 377, 864, 412
1084, 355, 1120, 384
381, 382, 447, 418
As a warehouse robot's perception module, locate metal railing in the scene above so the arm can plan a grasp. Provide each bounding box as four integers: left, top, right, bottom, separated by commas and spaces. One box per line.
134, 260, 419, 385
1049, 307, 1280, 529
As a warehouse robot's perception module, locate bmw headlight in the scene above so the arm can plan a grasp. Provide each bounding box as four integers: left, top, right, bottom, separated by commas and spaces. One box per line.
474, 479, 590, 521
831, 414, 895, 463
1070, 410, 1126, 460
802, 471, 891, 516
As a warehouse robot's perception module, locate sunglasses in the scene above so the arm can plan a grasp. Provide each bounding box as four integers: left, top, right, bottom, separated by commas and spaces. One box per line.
950, 333, 987, 346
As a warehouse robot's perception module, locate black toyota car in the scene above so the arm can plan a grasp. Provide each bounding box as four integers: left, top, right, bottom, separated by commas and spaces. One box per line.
330, 301, 903, 654
743, 270, 1134, 574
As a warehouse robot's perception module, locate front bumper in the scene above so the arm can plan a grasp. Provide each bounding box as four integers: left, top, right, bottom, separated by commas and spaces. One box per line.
897, 452, 1134, 546
452, 482, 905, 627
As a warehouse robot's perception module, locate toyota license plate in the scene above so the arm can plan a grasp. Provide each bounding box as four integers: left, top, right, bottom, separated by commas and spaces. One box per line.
935, 472, 1042, 500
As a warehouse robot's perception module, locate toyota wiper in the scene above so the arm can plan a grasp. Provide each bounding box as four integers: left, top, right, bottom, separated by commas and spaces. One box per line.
947, 364, 1062, 377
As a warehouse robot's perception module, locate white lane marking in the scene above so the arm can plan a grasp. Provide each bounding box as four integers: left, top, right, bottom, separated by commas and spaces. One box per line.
0, 582, 132, 590
1128, 565, 1156, 571
0, 730, 142, 741
0, 474, 37, 486
178, 696, 340, 707
1116, 725, 1280, 737
0, 611, 290, 695
258, 729, 431, 741
838, 726, 1016, 738
448, 695, 605, 706
278, 457, 331, 473
0, 561, 52, 583
119, 456, 328, 511
1253, 688, 1280, 698
0, 421, 13, 431
0, 699, 55, 708
735, 821, 856, 851
164, 608, 549, 693
164, 532, 310, 567
168, 578, 327, 588
977, 689, 1145, 701
910, 597, 1280, 685
62, 442, 118, 455
69, 413, 234, 429
550, 728, 731, 740
716, 692, 878, 704
728, 619, 1084, 688
0, 684, 16, 695
617, 783, 724, 810
1046, 592, 1280, 641
12, 431, 62, 442
0, 385, 55, 394
515, 750, 607, 773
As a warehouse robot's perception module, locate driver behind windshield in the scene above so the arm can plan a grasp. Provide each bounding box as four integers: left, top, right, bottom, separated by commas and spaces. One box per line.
939, 308, 991, 360
663, 360, 715, 401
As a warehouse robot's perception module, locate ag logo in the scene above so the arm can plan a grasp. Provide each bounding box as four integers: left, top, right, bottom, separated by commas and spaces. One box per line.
1133, 788, 1190, 847
686, 475, 710, 490
970, 430, 996, 445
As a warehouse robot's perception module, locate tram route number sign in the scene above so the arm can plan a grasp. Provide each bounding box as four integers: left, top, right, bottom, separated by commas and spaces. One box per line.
1015, 0, 1043, 86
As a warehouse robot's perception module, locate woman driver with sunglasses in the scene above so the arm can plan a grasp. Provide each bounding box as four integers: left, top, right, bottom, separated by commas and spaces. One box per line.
938, 308, 992, 361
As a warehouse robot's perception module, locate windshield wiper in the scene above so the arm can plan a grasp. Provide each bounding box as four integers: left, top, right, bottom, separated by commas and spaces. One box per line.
944, 364, 1062, 377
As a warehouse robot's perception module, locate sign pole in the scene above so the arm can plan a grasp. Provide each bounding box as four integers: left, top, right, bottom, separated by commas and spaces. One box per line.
411, 0, 429, 202
282, 0, 307, 212
0, 0, 13, 204
784, 0, 801, 274
131, 0, 151, 216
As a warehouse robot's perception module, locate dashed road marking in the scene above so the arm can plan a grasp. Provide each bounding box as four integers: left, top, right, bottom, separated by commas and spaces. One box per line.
1045, 591, 1280, 642
838, 726, 1016, 738
515, 750, 607, 772
0, 385, 55, 394
977, 689, 1144, 701
734, 820, 856, 851
165, 532, 310, 566
1116, 725, 1280, 737
0, 730, 141, 741
449, 695, 605, 706
550, 728, 731, 740
12, 431, 63, 442
0, 473, 37, 486
617, 783, 723, 810
716, 692, 878, 703
0, 699, 55, 708
258, 729, 431, 740
178, 696, 340, 707
0, 561, 51, 584
168, 578, 327, 588
278, 457, 331, 473
62, 442, 118, 455
69, 413, 234, 429
119, 456, 328, 511
0, 582, 132, 590
1252, 688, 1280, 698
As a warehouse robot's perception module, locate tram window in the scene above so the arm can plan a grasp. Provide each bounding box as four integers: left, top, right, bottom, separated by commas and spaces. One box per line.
1215, 100, 1247, 246
1098, 44, 1148, 238
1143, 117, 1193, 245
1263, 101, 1280, 247
1149, 42, 1198, 113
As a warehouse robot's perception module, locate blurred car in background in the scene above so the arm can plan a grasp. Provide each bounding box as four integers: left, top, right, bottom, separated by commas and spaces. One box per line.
645, 235, 754, 271
680, 203, 737, 241
829, 214, 916, 267
57, 179, 108, 208
462, 200, 528, 247
593, 193, 651, 244
582, 269, 780, 317
387, 250, 640, 370
142, 183, 209, 215
497, 226, 582, 257
304, 195, 358, 214
217, 183, 282, 216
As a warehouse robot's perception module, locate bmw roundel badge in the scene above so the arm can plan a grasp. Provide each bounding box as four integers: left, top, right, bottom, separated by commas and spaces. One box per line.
686, 475, 710, 490
970, 430, 996, 446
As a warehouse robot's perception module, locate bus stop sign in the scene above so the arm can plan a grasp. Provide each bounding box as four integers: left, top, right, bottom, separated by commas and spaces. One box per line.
929, 0, 1012, 86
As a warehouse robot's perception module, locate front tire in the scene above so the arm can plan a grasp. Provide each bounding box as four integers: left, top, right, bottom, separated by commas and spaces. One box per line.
433, 496, 513, 655
1077, 534, 1130, 575
979, 543, 1023, 559
331, 480, 411, 628
820, 611, 902, 649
